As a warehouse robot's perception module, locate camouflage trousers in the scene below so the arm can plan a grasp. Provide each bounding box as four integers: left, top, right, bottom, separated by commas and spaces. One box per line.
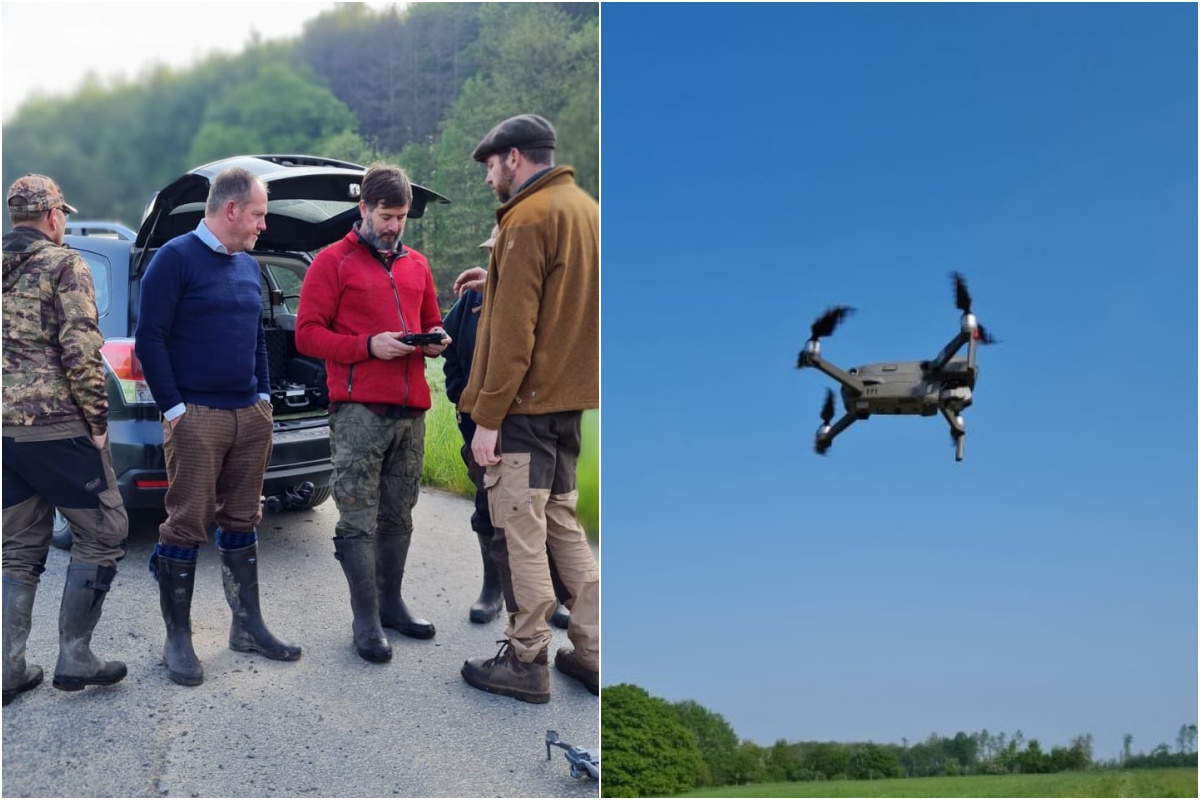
2, 422, 128, 580
328, 403, 425, 539
484, 411, 599, 671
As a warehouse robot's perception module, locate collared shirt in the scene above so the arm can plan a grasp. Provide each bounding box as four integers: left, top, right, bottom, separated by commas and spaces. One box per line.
193, 219, 228, 254
514, 167, 554, 198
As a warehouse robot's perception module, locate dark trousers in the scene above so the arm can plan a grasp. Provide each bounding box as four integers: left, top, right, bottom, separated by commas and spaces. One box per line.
2, 433, 127, 579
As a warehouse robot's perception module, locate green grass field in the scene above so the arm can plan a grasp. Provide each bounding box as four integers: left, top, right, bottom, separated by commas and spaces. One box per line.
420, 363, 599, 541
673, 768, 1197, 798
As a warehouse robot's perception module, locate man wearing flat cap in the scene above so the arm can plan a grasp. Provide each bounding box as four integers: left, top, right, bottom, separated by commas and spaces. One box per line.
3, 174, 129, 706
459, 114, 600, 703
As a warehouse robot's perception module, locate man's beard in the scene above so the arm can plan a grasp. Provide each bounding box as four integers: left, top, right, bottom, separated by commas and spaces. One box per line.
492, 163, 516, 203
361, 218, 400, 253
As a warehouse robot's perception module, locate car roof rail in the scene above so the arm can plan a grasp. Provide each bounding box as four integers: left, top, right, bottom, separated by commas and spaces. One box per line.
65, 221, 136, 240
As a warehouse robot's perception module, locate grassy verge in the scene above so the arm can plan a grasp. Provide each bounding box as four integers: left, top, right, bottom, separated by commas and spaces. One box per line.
420, 362, 599, 542
674, 768, 1198, 798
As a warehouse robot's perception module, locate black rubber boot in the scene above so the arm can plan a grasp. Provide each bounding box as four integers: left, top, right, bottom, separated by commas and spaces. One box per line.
332, 537, 392, 663
548, 551, 570, 630
461, 640, 550, 704
219, 544, 301, 662
155, 555, 204, 686
2, 576, 43, 705
52, 563, 127, 691
376, 532, 435, 639
470, 533, 503, 624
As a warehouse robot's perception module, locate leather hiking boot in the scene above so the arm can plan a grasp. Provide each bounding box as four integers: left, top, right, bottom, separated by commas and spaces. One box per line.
554, 648, 599, 695
462, 640, 550, 704
376, 533, 435, 639
155, 555, 204, 686
3, 576, 44, 705
53, 563, 127, 692
219, 543, 301, 662
470, 533, 503, 624
333, 537, 392, 663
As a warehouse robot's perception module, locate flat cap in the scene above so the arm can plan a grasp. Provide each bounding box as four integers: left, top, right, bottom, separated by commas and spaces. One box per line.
7, 173, 78, 215
472, 114, 556, 162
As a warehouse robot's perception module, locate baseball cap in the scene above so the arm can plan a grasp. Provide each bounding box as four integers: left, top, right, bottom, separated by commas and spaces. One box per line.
479, 224, 500, 249
6, 174, 78, 215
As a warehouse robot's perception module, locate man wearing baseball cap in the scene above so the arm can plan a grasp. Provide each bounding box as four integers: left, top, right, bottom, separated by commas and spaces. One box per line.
459, 114, 600, 702
2, 174, 128, 706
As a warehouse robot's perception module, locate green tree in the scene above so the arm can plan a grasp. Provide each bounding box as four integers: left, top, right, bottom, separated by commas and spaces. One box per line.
602, 684, 705, 798
188, 60, 356, 165
670, 699, 740, 787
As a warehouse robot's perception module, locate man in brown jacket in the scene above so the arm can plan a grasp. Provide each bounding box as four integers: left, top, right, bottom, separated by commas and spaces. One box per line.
459, 114, 600, 703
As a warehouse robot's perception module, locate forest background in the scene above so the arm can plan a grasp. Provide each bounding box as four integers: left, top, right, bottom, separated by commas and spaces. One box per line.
0, 2, 599, 310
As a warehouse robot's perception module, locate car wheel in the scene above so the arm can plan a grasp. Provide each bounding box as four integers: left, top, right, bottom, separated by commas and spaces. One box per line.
52, 511, 74, 551
291, 485, 332, 511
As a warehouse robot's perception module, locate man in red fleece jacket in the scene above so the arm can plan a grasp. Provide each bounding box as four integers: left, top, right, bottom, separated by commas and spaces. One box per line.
296, 163, 449, 664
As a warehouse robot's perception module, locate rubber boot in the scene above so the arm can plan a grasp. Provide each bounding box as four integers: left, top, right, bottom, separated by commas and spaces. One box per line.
376, 532, 435, 639
470, 533, 503, 624
548, 552, 570, 629
461, 639, 550, 704
550, 601, 570, 630
219, 544, 301, 661
52, 563, 127, 691
332, 537, 391, 663
2, 576, 43, 705
155, 555, 204, 686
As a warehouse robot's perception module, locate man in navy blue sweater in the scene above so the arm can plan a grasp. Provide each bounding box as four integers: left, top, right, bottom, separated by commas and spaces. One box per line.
135, 168, 300, 687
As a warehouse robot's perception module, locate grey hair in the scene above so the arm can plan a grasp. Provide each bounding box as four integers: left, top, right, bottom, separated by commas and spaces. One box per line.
206, 167, 266, 215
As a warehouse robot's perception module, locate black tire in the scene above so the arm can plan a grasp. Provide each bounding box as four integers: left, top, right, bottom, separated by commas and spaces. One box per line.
285, 485, 332, 512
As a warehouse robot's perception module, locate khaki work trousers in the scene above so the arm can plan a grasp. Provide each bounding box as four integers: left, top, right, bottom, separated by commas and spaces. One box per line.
158, 402, 273, 547
484, 411, 599, 671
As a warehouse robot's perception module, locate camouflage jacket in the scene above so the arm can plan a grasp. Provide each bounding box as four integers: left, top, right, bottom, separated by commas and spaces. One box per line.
2, 227, 107, 434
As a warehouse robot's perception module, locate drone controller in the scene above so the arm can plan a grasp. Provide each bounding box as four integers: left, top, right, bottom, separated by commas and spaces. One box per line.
400, 332, 447, 346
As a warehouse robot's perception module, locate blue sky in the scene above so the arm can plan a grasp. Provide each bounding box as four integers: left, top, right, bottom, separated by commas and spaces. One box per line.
599, 2, 1197, 760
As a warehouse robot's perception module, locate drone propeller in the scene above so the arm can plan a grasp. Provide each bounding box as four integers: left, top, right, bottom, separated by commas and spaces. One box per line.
952, 272, 972, 314
820, 388, 836, 425
810, 306, 854, 340
975, 324, 998, 345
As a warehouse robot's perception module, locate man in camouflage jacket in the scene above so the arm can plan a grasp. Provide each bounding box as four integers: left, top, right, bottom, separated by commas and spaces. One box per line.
2, 174, 128, 707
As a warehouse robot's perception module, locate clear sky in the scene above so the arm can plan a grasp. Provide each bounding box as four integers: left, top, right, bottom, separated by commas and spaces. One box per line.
600, 2, 1197, 761
1, 2, 399, 121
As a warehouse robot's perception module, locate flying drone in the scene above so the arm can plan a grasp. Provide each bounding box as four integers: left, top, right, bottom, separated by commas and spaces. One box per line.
796, 272, 995, 462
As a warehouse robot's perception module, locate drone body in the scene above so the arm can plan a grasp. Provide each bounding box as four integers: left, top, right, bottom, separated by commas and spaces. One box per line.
796, 273, 993, 462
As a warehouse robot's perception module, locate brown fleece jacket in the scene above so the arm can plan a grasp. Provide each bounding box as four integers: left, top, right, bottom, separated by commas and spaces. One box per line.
460, 166, 599, 430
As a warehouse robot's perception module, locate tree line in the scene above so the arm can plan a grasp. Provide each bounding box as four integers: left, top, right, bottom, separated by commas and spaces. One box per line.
1, 2, 598, 310
601, 683, 1198, 798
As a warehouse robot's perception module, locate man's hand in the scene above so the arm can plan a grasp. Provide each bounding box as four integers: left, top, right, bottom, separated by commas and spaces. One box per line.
471, 425, 501, 467
422, 326, 451, 357
90, 432, 108, 450
453, 267, 487, 297
370, 331, 417, 360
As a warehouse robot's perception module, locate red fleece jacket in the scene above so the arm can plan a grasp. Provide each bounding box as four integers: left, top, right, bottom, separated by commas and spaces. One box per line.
295, 230, 442, 409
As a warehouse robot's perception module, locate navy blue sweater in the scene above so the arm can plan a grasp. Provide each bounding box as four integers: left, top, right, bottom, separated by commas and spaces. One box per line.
135, 232, 269, 412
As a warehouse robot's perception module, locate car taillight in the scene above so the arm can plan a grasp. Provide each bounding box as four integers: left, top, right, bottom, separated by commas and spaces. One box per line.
101, 339, 155, 405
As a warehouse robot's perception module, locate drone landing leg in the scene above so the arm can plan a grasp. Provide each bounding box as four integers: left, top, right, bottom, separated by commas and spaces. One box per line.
939, 407, 966, 462
816, 412, 857, 455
